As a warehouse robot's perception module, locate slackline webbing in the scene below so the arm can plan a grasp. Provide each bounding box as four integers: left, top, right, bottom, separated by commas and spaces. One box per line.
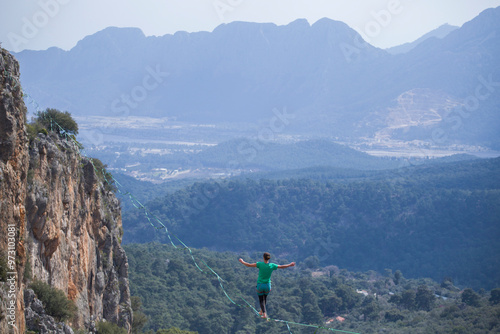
2, 68, 361, 334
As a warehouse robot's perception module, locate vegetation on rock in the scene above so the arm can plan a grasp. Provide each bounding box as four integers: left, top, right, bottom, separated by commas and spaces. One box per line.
29, 280, 77, 322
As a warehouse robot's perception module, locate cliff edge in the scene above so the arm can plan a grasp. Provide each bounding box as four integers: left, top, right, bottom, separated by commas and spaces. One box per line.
0, 45, 29, 334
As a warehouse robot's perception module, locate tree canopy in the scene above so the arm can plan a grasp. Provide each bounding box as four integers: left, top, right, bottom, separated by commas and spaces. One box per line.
124, 243, 500, 334
35, 108, 79, 135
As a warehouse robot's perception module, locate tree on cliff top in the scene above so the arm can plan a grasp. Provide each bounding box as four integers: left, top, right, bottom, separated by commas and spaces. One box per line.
36, 108, 79, 135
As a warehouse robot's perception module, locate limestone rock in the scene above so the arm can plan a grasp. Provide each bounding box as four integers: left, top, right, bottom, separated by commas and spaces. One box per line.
0, 48, 132, 333
24, 289, 74, 334
0, 46, 29, 334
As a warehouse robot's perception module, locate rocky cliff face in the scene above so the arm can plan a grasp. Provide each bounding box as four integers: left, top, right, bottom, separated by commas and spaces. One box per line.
0, 48, 132, 332
26, 133, 133, 332
0, 47, 29, 334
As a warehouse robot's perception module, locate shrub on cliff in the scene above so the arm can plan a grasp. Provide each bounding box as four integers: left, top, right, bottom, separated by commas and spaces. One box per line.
0, 253, 7, 282
26, 122, 49, 141
35, 108, 79, 135
131, 296, 148, 334
96, 321, 127, 334
91, 158, 117, 192
29, 280, 77, 321
156, 328, 198, 334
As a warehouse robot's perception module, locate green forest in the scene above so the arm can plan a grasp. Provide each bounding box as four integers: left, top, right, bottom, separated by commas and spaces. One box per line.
125, 243, 500, 334
122, 157, 500, 290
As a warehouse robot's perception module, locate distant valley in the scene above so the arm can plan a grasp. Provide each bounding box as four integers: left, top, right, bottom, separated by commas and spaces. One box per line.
77, 115, 494, 182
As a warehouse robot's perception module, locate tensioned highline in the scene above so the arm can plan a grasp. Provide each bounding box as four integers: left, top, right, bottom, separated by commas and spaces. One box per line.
2, 67, 362, 334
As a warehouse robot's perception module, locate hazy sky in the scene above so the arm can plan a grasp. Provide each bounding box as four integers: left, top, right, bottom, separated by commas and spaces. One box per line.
1, 0, 500, 52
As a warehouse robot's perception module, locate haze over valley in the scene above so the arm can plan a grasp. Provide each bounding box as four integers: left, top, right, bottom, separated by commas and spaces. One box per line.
15, 7, 500, 181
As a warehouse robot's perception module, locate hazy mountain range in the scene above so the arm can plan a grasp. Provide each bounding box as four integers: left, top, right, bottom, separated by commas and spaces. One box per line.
14, 7, 500, 148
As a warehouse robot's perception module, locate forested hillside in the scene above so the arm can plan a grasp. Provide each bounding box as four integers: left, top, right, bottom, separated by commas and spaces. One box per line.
125, 243, 500, 334
122, 158, 500, 290
91, 139, 402, 184
192, 139, 398, 171
112, 152, 477, 211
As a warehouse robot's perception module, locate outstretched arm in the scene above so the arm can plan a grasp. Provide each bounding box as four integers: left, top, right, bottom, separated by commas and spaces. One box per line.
239, 258, 257, 267
278, 262, 296, 269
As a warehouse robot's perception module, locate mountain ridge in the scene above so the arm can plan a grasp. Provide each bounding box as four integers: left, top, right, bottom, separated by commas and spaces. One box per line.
13, 7, 500, 147
386, 24, 459, 54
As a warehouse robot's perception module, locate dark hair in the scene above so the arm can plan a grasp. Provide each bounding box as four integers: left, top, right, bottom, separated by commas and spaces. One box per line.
263, 252, 271, 261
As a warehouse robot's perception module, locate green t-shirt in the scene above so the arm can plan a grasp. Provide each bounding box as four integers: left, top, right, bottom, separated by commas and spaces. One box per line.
256, 262, 278, 284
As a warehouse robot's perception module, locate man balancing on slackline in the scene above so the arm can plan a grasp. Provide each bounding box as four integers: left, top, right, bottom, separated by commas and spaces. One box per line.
239, 252, 295, 319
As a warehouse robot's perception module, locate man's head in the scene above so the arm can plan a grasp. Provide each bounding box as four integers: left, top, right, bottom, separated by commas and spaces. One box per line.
263, 252, 271, 261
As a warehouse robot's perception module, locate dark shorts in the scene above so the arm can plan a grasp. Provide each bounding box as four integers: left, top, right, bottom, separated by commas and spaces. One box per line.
256, 283, 271, 296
